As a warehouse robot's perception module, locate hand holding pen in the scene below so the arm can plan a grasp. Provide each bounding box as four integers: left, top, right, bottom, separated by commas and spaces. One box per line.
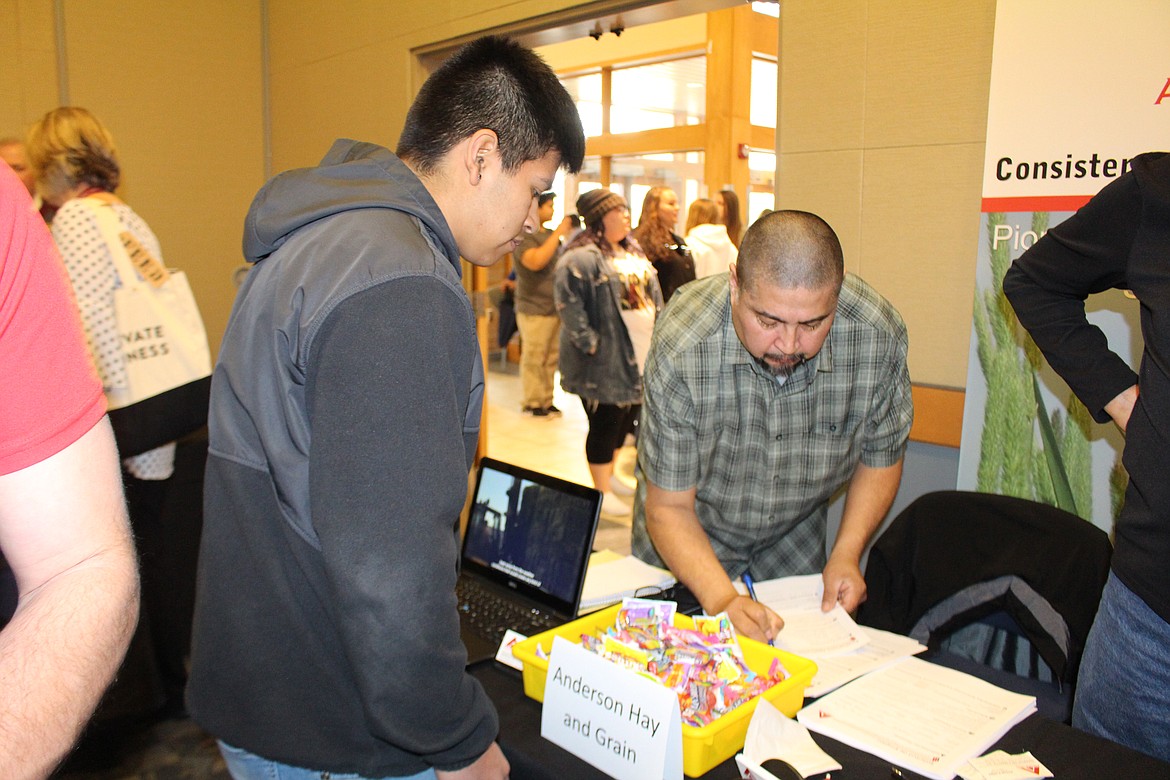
740, 570, 779, 646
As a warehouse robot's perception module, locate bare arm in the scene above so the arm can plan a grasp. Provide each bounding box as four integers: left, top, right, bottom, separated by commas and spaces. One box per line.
644, 480, 783, 643
0, 417, 139, 779
821, 458, 903, 613
518, 217, 572, 272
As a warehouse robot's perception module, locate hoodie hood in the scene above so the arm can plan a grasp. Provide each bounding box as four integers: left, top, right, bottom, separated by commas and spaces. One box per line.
685, 221, 732, 250
685, 222, 737, 279
242, 140, 460, 271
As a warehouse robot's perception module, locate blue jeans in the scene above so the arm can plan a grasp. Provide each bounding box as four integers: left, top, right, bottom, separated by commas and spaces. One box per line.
1072, 572, 1170, 762
219, 742, 437, 780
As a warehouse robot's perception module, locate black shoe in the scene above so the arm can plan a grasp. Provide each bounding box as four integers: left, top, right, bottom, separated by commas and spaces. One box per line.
545, 405, 562, 416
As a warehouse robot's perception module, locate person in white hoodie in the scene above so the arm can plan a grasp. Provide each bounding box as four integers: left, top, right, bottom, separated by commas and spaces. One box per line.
685, 198, 738, 279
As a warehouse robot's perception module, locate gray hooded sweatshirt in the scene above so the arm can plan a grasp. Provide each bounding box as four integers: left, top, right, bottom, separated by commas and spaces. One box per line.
187, 140, 496, 775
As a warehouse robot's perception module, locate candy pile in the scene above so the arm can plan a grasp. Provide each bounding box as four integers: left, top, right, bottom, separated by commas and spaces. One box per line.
579, 597, 787, 727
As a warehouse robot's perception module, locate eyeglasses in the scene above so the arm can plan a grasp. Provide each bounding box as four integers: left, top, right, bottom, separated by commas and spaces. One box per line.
634, 585, 669, 600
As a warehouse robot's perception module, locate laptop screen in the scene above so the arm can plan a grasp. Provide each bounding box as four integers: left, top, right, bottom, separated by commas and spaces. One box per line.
462, 457, 601, 612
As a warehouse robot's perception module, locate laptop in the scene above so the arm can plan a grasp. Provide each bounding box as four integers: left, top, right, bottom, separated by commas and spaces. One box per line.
457, 457, 601, 665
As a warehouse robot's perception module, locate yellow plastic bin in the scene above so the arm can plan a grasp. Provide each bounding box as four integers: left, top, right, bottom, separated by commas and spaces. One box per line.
510, 603, 817, 777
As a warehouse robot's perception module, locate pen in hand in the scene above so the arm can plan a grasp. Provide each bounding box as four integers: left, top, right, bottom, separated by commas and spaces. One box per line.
740, 571, 774, 647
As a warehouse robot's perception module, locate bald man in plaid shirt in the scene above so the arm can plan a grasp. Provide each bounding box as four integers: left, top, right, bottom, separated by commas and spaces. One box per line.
631, 210, 913, 643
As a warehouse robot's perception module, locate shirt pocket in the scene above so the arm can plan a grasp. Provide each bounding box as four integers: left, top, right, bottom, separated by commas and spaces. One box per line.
806, 396, 863, 484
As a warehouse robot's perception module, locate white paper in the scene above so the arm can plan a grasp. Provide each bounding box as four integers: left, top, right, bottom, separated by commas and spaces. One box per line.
805, 626, 927, 698
797, 657, 1037, 780
774, 605, 870, 657
959, 750, 1053, 780
749, 574, 825, 611
493, 628, 527, 671
736, 755, 802, 780
741, 698, 841, 778
748, 574, 869, 657
581, 552, 676, 611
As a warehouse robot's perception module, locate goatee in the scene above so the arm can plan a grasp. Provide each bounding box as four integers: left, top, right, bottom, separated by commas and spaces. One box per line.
755, 353, 805, 378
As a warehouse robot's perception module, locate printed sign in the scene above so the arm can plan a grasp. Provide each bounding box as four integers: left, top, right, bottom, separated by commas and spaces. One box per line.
541, 636, 682, 780
957, 0, 1170, 530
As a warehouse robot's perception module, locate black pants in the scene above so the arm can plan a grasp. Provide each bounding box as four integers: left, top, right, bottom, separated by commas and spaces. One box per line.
124, 474, 189, 711
119, 434, 206, 716
580, 399, 640, 464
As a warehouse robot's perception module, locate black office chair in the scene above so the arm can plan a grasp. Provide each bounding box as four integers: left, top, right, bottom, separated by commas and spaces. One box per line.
856, 490, 1112, 723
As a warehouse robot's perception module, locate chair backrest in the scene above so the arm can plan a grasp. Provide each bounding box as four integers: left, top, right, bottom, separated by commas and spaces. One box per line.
856, 490, 1112, 684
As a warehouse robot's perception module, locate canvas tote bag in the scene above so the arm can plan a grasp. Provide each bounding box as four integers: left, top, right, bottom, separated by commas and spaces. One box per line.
85, 198, 212, 457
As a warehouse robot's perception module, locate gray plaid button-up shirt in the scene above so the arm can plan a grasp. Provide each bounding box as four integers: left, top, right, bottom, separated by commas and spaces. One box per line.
631, 272, 912, 581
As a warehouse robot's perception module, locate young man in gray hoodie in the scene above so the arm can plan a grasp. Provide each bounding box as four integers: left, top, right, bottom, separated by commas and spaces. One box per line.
187, 37, 584, 780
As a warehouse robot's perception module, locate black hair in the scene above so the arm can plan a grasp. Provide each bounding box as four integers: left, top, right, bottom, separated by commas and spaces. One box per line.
737, 210, 844, 293
538, 191, 556, 207
397, 36, 585, 176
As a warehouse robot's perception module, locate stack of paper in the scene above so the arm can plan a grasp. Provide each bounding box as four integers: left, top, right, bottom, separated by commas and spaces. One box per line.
743, 574, 1035, 778
804, 626, 927, 697
579, 550, 676, 611
797, 657, 1037, 780
747, 574, 926, 694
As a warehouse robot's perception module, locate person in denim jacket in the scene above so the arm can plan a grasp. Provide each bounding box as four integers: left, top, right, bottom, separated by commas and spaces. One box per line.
555, 188, 663, 518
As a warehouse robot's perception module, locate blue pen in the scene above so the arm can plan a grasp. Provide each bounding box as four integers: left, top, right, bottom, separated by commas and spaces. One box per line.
740, 571, 775, 646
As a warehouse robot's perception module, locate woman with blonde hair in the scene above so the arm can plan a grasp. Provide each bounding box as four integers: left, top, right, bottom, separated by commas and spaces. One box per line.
631, 185, 693, 302
684, 197, 738, 279
27, 105, 193, 722
716, 187, 744, 248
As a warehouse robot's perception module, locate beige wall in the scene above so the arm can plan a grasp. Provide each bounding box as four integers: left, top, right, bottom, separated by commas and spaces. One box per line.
778, 0, 995, 388
1, 0, 265, 357
0, 1, 58, 127
264, 0, 591, 175
2, 0, 994, 390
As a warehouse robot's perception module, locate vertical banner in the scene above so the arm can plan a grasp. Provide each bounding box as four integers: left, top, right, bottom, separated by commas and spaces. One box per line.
957, 0, 1170, 531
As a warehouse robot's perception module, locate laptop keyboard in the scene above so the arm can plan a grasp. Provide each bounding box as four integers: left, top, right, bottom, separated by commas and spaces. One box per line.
456, 578, 560, 644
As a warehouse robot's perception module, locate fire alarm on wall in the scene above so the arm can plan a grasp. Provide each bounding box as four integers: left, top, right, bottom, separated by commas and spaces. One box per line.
737, 143, 750, 159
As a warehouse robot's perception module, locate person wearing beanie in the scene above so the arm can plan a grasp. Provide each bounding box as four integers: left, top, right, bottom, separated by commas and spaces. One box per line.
632, 186, 693, 303
512, 191, 574, 416
555, 188, 663, 519
575, 188, 626, 226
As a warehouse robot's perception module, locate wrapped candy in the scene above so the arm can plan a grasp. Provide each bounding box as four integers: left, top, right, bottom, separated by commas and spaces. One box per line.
575, 598, 787, 727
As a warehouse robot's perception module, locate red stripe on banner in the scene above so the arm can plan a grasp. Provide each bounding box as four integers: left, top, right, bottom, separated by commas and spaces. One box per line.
981, 195, 1092, 213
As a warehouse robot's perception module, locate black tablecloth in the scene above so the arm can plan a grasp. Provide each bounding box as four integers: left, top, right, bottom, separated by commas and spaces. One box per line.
473, 661, 1170, 779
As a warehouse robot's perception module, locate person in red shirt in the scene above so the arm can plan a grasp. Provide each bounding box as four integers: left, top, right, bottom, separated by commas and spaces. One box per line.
0, 164, 139, 777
